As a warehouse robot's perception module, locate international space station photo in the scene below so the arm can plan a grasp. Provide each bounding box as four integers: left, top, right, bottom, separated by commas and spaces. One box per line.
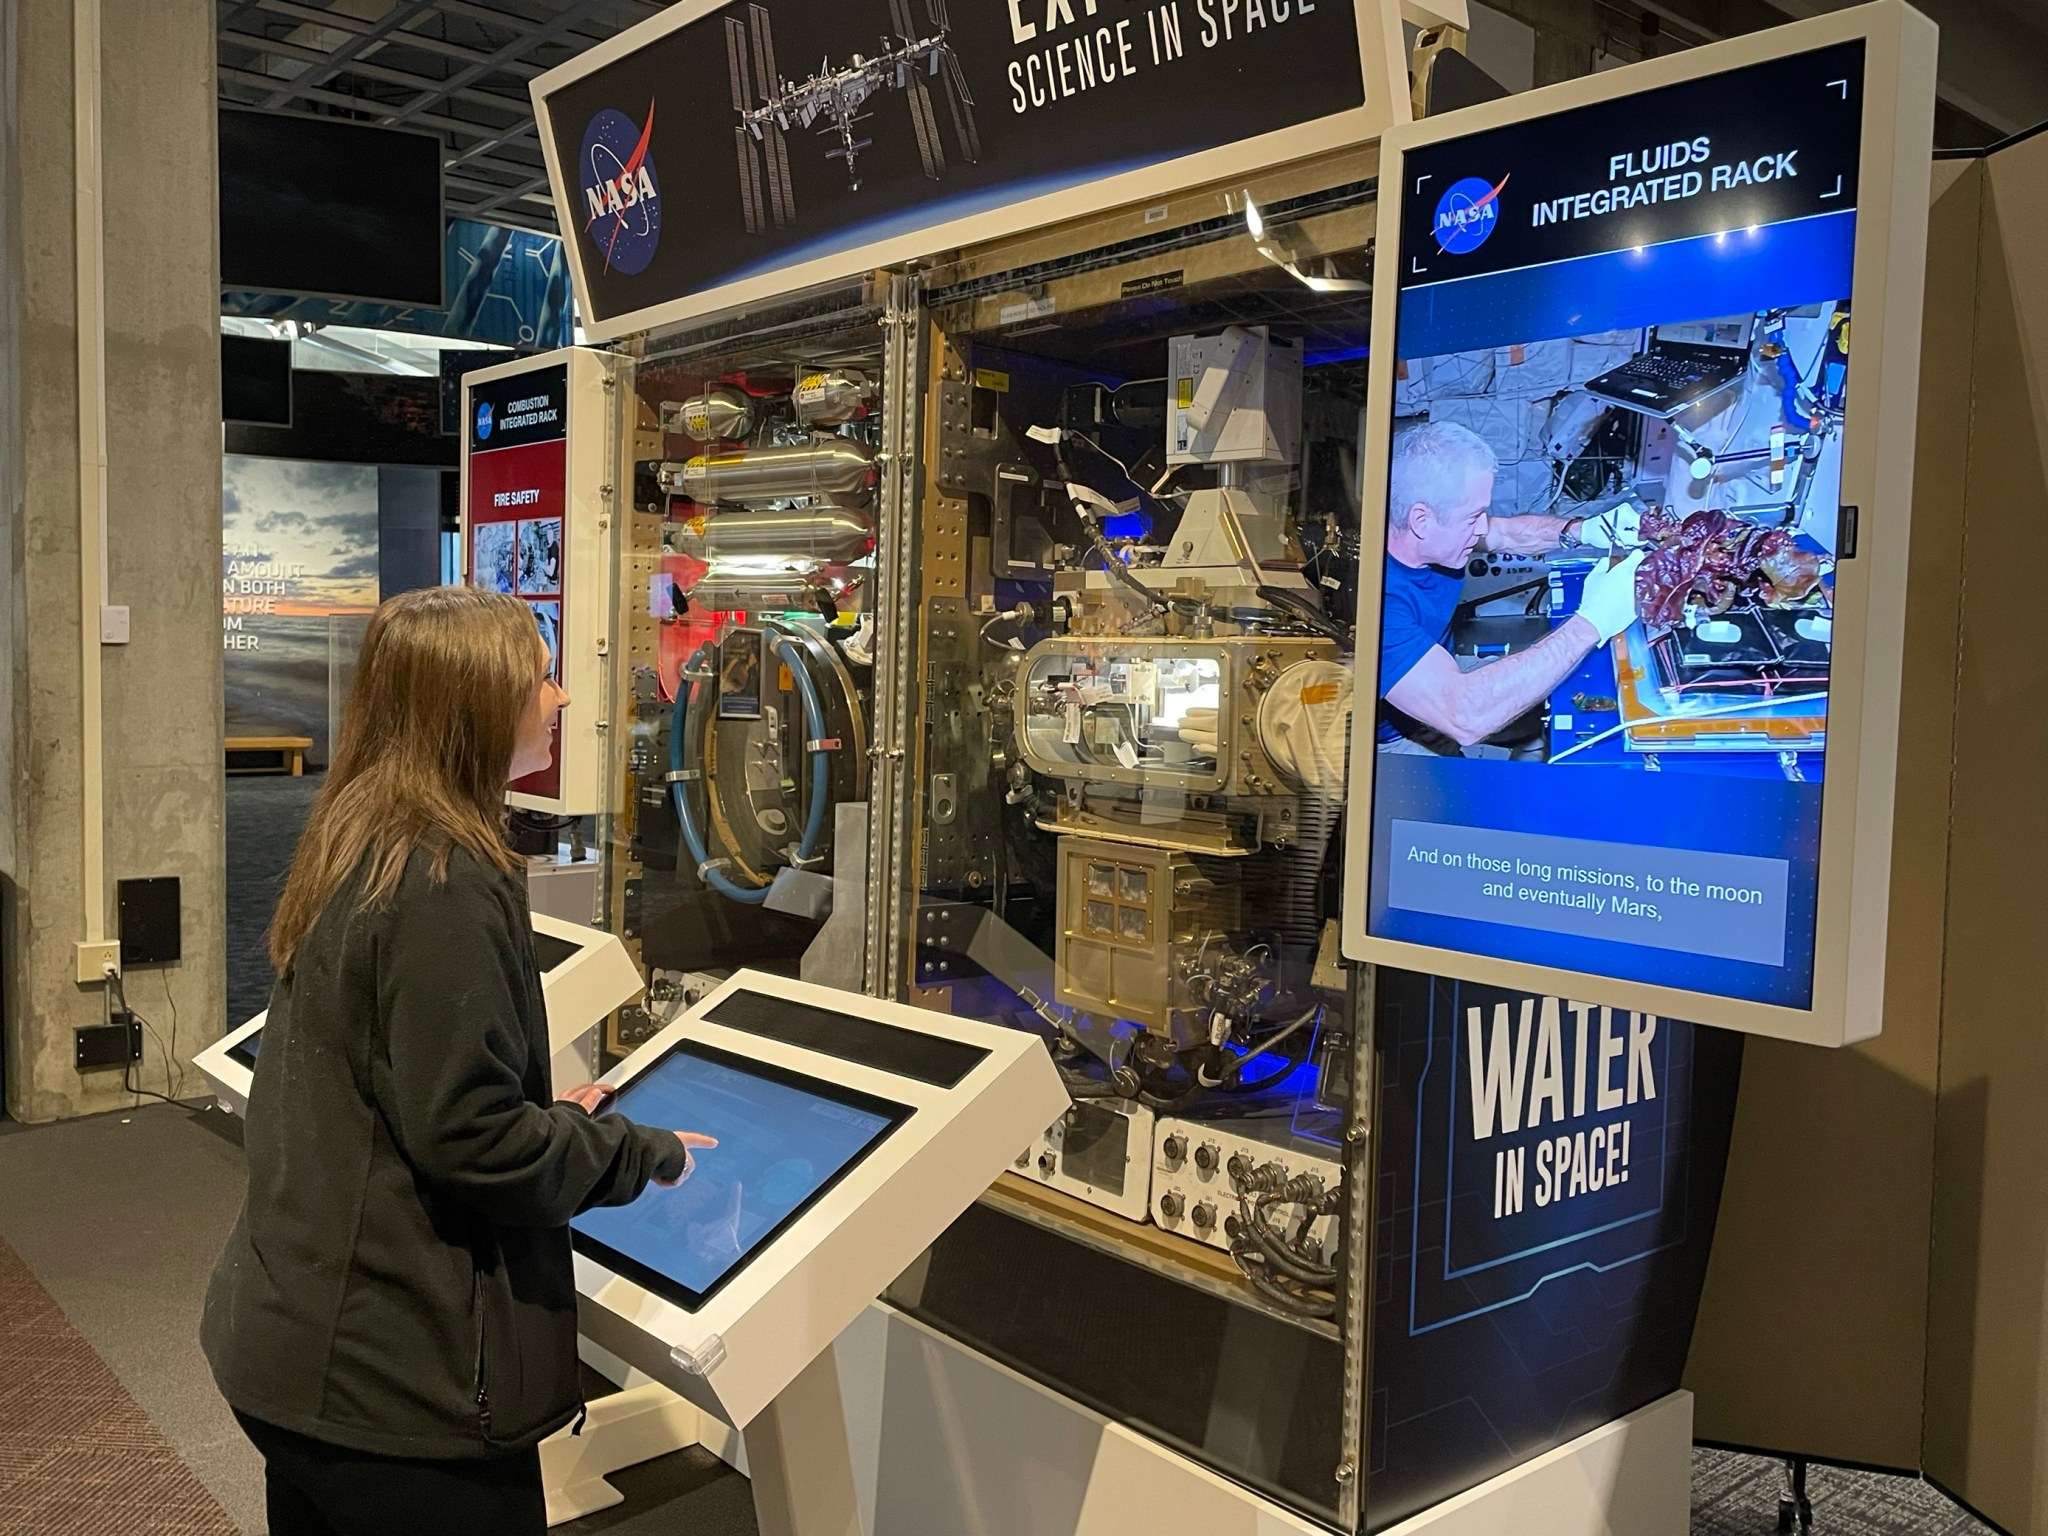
725, 0, 982, 235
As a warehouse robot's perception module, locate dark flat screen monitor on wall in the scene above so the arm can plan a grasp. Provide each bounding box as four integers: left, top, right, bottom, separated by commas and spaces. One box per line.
221, 334, 293, 426
219, 107, 445, 306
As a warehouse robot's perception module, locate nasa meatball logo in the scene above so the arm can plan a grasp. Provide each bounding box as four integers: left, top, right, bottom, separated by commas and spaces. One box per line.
1434, 175, 1508, 254
475, 400, 493, 441
580, 104, 661, 277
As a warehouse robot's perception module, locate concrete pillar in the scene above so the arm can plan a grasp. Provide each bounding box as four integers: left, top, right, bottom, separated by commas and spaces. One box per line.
1, 0, 224, 1120
1530, 27, 1593, 88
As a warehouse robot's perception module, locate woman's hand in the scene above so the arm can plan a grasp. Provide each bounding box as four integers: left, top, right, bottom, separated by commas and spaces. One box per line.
656, 1131, 719, 1187
556, 1082, 614, 1114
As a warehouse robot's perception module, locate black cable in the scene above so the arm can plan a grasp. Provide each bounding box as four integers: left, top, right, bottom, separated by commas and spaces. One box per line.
1063, 431, 1149, 497
1136, 1082, 1205, 1113
109, 980, 148, 1110
110, 969, 189, 1107
1049, 434, 1168, 618
1080, 514, 1169, 616
1229, 1242, 1338, 1318
1238, 1191, 1340, 1286
1197, 1005, 1320, 1093
135, 1012, 178, 1102
1231, 1162, 1341, 1285
121, 1059, 180, 1108
122, 1008, 183, 1108
1219, 1054, 1303, 1096
1254, 585, 1352, 649
160, 969, 184, 1100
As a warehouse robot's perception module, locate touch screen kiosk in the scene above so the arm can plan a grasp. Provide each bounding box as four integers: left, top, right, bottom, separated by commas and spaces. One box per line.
193, 914, 642, 1120
193, 1010, 268, 1119
529, 912, 643, 1084
1340, 0, 1937, 1047
568, 970, 1066, 1536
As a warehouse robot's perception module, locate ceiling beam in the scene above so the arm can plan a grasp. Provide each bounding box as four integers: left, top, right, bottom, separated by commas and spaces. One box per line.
258, 0, 440, 108
414, 0, 644, 45
219, 63, 515, 141
447, 201, 557, 236
384, 0, 618, 126
446, 117, 537, 169
445, 167, 545, 196
241, 0, 543, 76
460, 168, 554, 218
221, 26, 531, 119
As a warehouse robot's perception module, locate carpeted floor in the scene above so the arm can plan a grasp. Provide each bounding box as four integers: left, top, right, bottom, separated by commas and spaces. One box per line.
0, 1234, 236, 1535
0, 1104, 266, 1530
1692, 1447, 1997, 1535
0, 1103, 758, 1536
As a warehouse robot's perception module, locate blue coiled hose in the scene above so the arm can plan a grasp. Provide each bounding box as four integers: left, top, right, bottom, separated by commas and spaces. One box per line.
671, 633, 832, 904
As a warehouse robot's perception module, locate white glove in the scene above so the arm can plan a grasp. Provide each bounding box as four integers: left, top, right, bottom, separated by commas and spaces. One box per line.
1176, 706, 1219, 757
1574, 499, 1642, 550
1574, 550, 1646, 643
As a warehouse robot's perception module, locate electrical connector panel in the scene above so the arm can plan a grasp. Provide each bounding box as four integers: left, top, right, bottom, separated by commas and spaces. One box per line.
1010, 1097, 1155, 1222
1151, 1115, 1341, 1259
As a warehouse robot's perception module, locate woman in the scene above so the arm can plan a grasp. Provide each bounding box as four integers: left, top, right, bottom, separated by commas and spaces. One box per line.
203, 587, 713, 1536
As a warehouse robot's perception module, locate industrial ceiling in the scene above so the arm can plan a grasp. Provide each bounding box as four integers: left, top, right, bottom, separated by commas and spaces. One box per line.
215, 0, 664, 236
218, 0, 2048, 248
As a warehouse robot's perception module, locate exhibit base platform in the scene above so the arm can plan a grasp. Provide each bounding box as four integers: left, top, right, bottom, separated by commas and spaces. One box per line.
1383, 1393, 1692, 1536
681, 1304, 1691, 1536
542, 1340, 705, 1526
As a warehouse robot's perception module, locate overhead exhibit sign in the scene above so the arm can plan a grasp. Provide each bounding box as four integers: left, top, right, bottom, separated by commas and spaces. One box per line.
530, 0, 1406, 338
1341, 0, 1938, 1048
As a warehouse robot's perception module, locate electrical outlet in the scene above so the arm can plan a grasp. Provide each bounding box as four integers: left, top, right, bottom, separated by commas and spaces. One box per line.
74, 940, 120, 984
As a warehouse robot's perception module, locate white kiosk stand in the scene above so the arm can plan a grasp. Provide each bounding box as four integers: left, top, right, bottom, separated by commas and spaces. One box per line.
194, 912, 640, 1116
192, 913, 700, 1526
569, 970, 1067, 1536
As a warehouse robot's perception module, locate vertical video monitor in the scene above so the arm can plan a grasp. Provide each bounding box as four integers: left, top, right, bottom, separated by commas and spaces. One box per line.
465, 361, 570, 799
1348, 12, 1933, 1040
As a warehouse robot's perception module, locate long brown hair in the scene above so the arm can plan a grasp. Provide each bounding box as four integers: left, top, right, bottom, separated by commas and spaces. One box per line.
268, 586, 539, 972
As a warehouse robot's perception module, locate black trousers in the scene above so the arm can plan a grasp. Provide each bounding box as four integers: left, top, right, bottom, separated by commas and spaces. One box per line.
234, 1411, 546, 1536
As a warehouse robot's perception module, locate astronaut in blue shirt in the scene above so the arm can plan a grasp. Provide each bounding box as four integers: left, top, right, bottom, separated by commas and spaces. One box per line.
1378, 420, 1643, 754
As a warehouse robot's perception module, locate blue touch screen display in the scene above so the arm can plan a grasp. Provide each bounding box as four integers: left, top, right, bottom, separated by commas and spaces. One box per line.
570, 1039, 909, 1310
1368, 41, 1868, 1009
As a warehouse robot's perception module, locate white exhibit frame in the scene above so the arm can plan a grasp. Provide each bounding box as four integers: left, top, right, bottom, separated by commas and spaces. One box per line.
1339, 0, 1938, 1048
678, 1304, 1689, 1535
532, 912, 645, 1055
193, 1009, 266, 1119
459, 347, 615, 817
192, 916, 643, 1119
526, 0, 1410, 341
570, 969, 1067, 1431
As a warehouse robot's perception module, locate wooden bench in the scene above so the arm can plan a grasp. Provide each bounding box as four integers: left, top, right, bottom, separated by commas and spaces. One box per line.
226, 735, 313, 776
